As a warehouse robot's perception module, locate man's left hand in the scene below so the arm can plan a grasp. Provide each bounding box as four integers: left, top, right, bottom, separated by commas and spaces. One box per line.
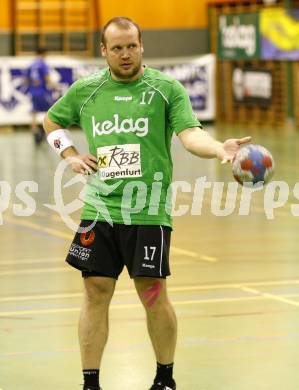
217, 136, 252, 164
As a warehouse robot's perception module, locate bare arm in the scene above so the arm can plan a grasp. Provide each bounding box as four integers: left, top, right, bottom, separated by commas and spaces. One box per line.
178, 127, 251, 163
44, 113, 65, 133
43, 113, 98, 174
45, 73, 57, 90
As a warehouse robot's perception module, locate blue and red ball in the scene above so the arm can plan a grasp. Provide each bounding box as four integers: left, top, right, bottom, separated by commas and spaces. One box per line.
232, 144, 274, 186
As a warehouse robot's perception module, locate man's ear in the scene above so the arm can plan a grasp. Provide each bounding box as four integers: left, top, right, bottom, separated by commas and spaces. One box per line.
141, 44, 144, 54
100, 43, 106, 57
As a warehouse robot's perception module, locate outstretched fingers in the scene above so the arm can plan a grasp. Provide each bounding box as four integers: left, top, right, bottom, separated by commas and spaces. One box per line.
236, 136, 252, 145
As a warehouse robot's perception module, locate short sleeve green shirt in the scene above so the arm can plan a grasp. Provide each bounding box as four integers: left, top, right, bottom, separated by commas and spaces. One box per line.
48, 67, 201, 227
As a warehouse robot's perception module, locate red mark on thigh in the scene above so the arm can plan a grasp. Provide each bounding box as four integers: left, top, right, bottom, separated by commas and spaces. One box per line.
142, 281, 162, 307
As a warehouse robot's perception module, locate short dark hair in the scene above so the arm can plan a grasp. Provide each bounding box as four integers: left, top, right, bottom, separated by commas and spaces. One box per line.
101, 16, 142, 46
36, 47, 47, 55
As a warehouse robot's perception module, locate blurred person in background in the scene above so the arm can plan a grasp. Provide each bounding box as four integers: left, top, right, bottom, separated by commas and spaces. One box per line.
24, 47, 54, 145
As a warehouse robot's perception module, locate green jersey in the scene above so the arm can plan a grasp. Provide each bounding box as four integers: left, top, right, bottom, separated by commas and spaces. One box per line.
48, 67, 201, 227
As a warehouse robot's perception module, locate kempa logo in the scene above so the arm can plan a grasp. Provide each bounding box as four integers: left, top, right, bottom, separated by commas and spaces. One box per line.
92, 114, 149, 137
114, 96, 132, 102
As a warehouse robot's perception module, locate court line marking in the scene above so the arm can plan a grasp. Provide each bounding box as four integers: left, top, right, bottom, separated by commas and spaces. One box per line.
4, 216, 73, 240
234, 279, 299, 287
170, 248, 218, 262
0, 261, 199, 276
1, 279, 299, 302
0, 267, 73, 276
0, 253, 217, 265
179, 193, 290, 216
1, 293, 299, 317
170, 247, 198, 258
0, 258, 194, 267
199, 255, 218, 263
5, 215, 217, 262
0, 258, 63, 265
241, 286, 299, 308
0, 292, 83, 302
0, 257, 213, 276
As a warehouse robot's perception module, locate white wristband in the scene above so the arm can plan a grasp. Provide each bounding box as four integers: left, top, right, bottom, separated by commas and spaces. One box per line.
47, 129, 74, 155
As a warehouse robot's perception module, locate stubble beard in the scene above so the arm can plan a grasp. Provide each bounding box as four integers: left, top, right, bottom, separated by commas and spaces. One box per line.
109, 58, 143, 81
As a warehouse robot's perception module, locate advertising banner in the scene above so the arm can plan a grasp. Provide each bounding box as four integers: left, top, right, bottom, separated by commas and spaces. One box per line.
0, 54, 216, 126
160, 54, 216, 121
232, 67, 272, 106
218, 13, 260, 60
0, 57, 100, 126
261, 8, 299, 60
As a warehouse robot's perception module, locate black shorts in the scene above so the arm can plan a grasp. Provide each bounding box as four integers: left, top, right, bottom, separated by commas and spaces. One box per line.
66, 221, 172, 279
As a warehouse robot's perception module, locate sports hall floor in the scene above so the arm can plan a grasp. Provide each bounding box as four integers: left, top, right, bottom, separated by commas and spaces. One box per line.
1, 124, 299, 390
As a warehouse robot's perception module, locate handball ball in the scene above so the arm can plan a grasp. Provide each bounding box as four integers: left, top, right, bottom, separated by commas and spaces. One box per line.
232, 144, 274, 186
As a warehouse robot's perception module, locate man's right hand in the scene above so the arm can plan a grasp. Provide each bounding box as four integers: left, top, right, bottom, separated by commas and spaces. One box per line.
66, 154, 98, 175
43, 115, 98, 175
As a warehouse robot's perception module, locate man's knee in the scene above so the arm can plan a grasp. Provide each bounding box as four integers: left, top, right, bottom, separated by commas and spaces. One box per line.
84, 276, 116, 305
135, 278, 167, 309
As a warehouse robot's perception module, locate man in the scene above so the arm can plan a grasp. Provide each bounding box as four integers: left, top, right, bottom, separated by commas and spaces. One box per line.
25, 47, 53, 144
44, 17, 250, 390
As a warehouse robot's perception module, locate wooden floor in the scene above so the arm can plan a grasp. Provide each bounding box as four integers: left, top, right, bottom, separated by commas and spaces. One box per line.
1, 125, 299, 390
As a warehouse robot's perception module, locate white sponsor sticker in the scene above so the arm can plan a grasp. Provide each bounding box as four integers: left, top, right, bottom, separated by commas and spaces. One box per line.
97, 144, 142, 180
